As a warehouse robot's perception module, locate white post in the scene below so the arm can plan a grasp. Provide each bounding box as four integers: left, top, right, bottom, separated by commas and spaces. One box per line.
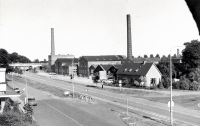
170, 49, 173, 126
25, 72, 28, 103
127, 98, 128, 116
72, 57, 74, 98
12, 72, 14, 89
169, 46, 183, 126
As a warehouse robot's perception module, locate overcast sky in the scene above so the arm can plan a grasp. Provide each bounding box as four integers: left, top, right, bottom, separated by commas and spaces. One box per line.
0, 0, 199, 61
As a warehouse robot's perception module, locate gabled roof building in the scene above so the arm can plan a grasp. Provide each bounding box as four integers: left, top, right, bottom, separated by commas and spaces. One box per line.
116, 62, 162, 87
78, 55, 124, 77
55, 58, 78, 75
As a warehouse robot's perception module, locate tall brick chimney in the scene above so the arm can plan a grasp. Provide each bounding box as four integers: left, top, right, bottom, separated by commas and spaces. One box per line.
127, 14, 132, 59
51, 28, 55, 56
177, 49, 180, 58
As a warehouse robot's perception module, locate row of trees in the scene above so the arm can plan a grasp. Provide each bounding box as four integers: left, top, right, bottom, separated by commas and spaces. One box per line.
135, 54, 179, 59
156, 40, 200, 90
0, 48, 31, 72
122, 40, 200, 91
0, 48, 48, 73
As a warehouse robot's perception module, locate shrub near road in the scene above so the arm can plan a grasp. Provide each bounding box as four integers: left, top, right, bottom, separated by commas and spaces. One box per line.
0, 98, 38, 126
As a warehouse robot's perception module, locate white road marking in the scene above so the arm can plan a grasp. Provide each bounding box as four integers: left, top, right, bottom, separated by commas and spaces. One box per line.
41, 100, 83, 126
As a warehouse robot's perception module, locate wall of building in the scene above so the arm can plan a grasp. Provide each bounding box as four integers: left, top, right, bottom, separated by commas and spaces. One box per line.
0, 68, 6, 93
49, 55, 74, 65
78, 57, 88, 77
145, 64, 162, 87
88, 61, 121, 66
78, 57, 121, 77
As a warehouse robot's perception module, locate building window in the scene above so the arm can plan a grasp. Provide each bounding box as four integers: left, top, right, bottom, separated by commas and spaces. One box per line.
91, 69, 94, 74
151, 78, 156, 84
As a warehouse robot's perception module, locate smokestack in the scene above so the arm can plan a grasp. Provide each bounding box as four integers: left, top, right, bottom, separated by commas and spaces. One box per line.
177, 49, 180, 58
51, 28, 55, 56
127, 14, 132, 59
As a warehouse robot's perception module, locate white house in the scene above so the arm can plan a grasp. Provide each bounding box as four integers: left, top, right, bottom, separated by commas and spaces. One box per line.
116, 62, 162, 87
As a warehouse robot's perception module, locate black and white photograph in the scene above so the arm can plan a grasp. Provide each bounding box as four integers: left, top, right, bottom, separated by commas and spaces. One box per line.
0, 0, 200, 126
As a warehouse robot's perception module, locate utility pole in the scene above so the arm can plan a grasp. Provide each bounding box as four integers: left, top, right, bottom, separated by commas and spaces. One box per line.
127, 98, 129, 116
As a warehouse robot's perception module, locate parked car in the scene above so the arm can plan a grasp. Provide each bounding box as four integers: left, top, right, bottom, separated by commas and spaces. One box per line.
28, 98, 37, 106
14, 88, 20, 93
103, 79, 114, 85
49, 72, 56, 75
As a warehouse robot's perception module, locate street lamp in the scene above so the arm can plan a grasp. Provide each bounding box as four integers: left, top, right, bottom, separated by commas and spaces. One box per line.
68, 55, 75, 98
72, 57, 74, 98
24, 69, 28, 104
169, 46, 184, 126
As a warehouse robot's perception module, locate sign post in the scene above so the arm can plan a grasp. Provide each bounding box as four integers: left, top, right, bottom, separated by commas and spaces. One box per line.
168, 100, 174, 124
127, 98, 128, 116
119, 80, 122, 92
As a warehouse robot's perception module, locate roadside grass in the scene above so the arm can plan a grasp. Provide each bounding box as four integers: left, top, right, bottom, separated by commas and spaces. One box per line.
6, 74, 90, 100
7, 74, 67, 98
143, 95, 200, 111
118, 112, 192, 126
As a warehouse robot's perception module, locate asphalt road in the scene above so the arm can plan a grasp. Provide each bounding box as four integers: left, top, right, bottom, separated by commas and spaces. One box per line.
14, 73, 200, 126
34, 99, 118, 126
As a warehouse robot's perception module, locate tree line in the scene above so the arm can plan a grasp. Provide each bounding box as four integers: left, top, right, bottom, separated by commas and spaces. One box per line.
156, 40, 200, 90
0, 48, 33, 72
0, 48, 48, 72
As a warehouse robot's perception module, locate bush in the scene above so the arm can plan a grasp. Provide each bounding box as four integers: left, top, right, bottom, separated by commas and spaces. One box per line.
0, 99, 37, 126
23, 103, 33, 122
0, 111, 38, 126
3, 98, 12, 113
157, 79, 164, 89
134, 80, 140, 87
172, 81, 181, 89
162, 76, 170, 88
190, 81, 200, 90
180, 77, 190, 90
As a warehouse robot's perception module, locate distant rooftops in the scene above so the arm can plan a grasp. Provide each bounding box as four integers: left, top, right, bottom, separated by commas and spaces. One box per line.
82, 55, 125, 61
130, 58, 160, 63
55, 58, 78, 63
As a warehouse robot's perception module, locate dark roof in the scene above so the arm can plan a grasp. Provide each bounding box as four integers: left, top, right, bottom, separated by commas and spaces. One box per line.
100, 64, 113, 71
113, 64, 122, 69
89, 65, 98, 69
130, 58, 160, 63
120, 59, 134, 64
116, 63, 154, 76
55, 58, 78, 63
171, 57, 182, 63
82, 55, 123, 61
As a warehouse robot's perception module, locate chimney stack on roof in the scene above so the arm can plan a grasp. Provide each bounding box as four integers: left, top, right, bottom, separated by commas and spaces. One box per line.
127, 14, 132, 60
